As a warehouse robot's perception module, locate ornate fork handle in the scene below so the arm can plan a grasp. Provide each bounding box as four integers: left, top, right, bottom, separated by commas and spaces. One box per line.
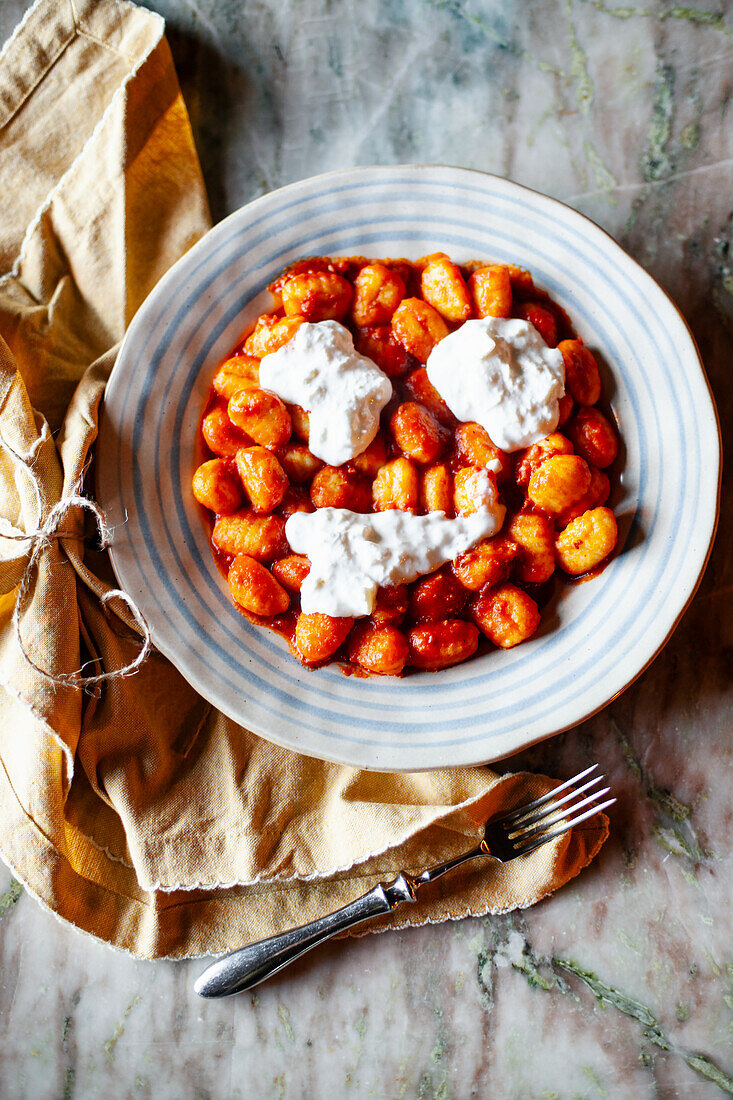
194, 846, 487, 998
195, 765, 613, 999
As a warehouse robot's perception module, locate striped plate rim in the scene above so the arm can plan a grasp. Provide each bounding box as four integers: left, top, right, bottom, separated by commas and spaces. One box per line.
96, 166, 721, 771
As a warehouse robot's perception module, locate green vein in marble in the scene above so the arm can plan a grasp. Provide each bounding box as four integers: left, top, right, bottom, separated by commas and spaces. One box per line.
713, 233, 733, 300
102, 996, 140, 1064
62, 1067, 75, 1100
431, 1035, 448, 1063
654, 823, 710, 863
354, 1010, 367, 1042
417, 1071, 451, 1100
583, 141, 619, 201
615, 722, 643, 780
327, 38, 343, 78
566, 1, 594, 114
537, 59, 568, 77
583, 0, 649, 15
680, 120, 701, 149
651, 788, 692, 824
491, 926, 577, 998
642, 63, 676, 181
684, 1053, 733, 1093
614, 721, 677, 814
425, 0, 578, 101
0, 878, 22, 917
423, 0, 520, 54
553, 958, 733, 1091
480, 927, 733, 1093
663, 7, 732, 33
508, 942, 556, 991
278, 1003, 295, 1043
612, 718, 713, 862
475, 947, 495, 1010
554, 957, 672, 1049
617, 929, 643, 955
582, 1065, 609, 1096
581, 0, 731, 33
707, 954, 723, 978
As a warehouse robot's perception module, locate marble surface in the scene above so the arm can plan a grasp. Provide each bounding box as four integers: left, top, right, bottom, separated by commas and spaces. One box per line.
1, 0, 732, 1096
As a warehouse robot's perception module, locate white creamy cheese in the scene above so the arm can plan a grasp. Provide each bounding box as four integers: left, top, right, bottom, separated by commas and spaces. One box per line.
286, 505, 506, 617
425, 317, 565, 452
259, 320, 392, 465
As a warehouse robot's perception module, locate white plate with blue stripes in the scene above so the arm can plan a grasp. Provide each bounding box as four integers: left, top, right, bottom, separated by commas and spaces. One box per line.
96, 166, 720, 771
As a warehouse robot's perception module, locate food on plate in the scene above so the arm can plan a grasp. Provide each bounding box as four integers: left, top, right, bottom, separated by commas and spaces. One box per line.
194, 254, 621, 675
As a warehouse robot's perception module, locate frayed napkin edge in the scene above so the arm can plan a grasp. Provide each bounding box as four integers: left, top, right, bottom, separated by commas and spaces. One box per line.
0, 813, 608, 962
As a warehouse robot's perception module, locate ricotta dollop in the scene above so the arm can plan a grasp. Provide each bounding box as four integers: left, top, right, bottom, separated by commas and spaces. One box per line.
425, 317, 565, 452
286, 504, 506, 617
259, 320, 392, 465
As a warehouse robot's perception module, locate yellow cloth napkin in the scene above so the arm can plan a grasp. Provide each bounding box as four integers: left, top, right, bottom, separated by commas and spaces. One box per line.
0, 0, 608, 959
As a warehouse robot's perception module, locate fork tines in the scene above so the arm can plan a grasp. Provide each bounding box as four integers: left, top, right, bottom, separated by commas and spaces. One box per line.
498, 765, 615, 857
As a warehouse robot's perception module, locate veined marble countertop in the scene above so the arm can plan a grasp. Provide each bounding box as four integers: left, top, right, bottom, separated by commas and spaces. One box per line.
1, 1, 731, 1097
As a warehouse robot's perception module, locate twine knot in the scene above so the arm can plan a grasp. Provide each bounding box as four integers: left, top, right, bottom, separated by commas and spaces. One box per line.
8, 489, 151, 688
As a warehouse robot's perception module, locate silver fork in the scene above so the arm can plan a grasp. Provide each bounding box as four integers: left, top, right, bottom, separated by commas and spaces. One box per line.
194, 764, 613, 998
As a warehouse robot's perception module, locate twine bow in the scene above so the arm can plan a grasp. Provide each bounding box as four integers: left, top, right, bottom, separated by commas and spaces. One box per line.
7, 489, 151, 688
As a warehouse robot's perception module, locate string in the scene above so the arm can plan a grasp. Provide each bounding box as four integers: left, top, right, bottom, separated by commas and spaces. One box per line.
7, 490, 151, 687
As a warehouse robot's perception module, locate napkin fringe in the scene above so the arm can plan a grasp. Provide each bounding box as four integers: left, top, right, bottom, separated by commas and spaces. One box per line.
350, 823, 609, 938
0, 716, 610, 960
0, 822, 607, 962
80, 829, 135, 871
98, 777, 518, 892
0, 661, 74, 777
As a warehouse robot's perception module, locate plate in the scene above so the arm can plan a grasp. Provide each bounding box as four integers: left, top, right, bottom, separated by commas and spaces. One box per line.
96, 165, 721, 771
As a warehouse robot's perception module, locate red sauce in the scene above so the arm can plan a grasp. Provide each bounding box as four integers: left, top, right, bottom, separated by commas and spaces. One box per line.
196, 254, 621, 676
565, 554, 614, 586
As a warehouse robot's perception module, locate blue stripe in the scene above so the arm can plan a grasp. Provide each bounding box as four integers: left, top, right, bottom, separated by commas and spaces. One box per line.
125, 188, 677, 731
163, 223, 654, 712
103, 170, 714, 757
143, 223, 652, 724
161, 204, 658, 700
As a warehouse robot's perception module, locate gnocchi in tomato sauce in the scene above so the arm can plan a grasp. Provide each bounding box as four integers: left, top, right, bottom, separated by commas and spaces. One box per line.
194, 254, 621, 676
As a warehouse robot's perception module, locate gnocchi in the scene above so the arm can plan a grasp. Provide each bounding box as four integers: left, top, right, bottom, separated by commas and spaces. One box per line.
469, 264, 512, 319
390, 402, 448, 465
391, 298, 449, 362
471, 583, 541, 648
235, 446, 288, 513
346, 622, 409, 676
420, 254, 472, 323
351, 264, 406, 327
280, 270, 352, 322
228, 555, 289, 617
196, 253, 621, 677
228, 388, 292, 449
408, 620, 479, 670
556, 507, 618, 576
192, 458, 244, 515
372, 458, 419, 513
